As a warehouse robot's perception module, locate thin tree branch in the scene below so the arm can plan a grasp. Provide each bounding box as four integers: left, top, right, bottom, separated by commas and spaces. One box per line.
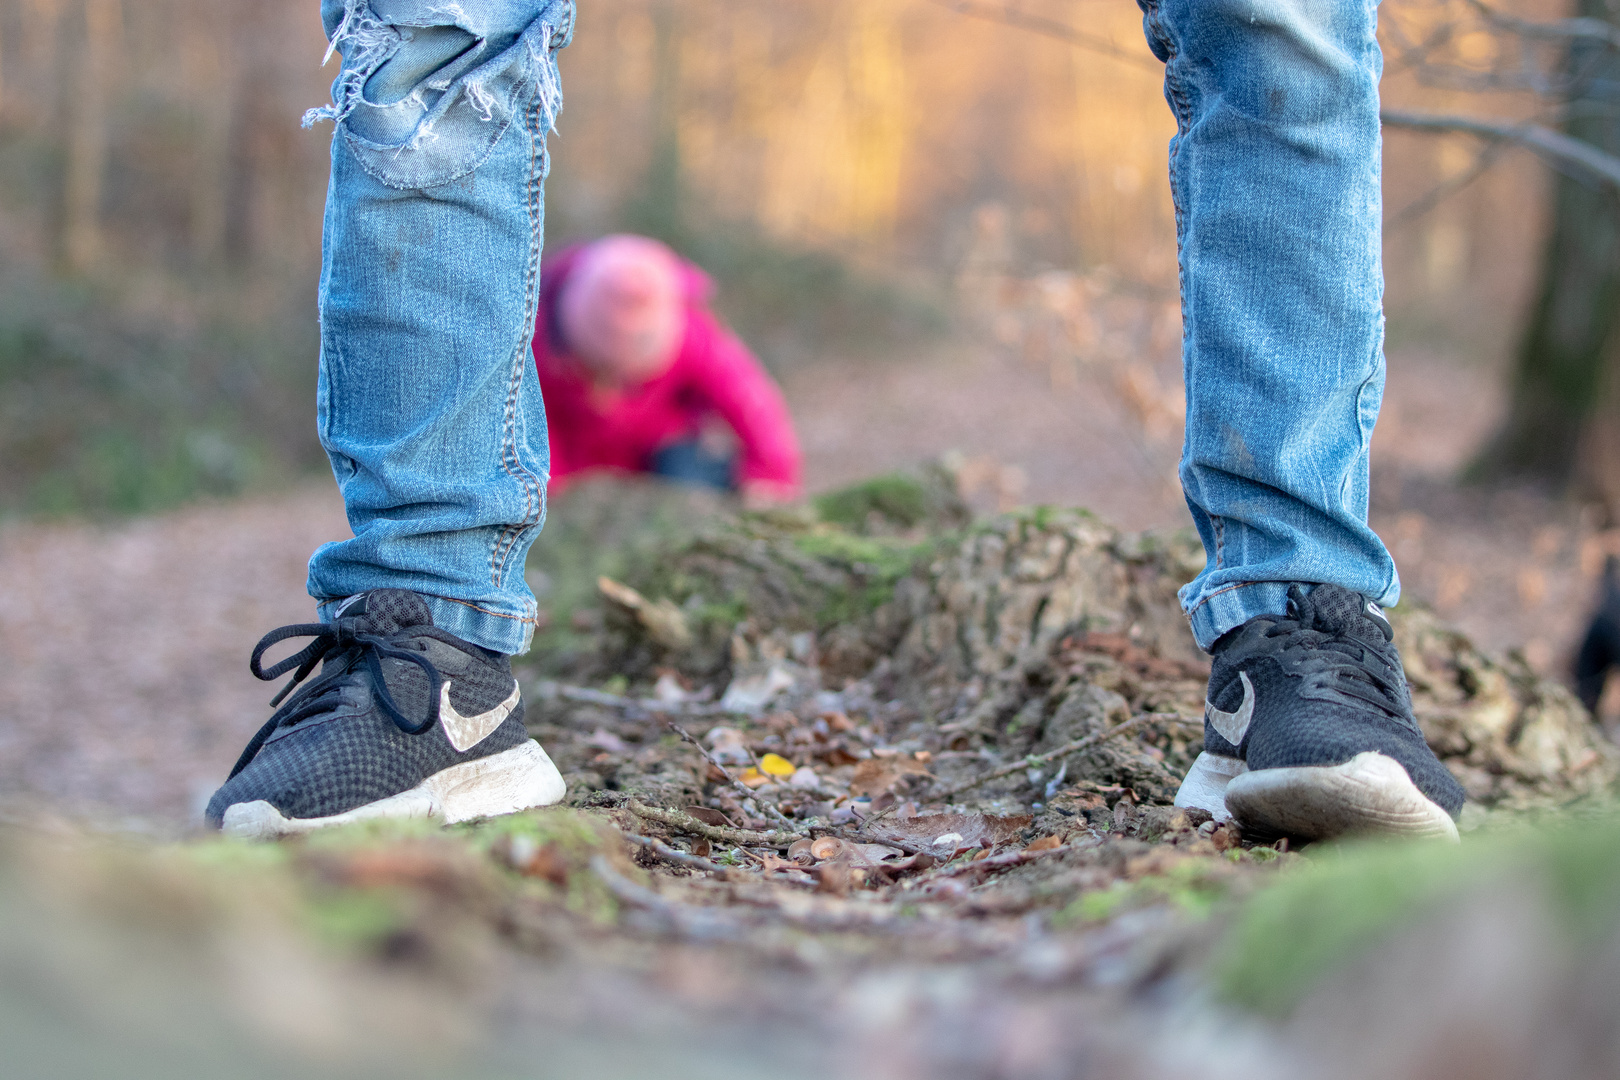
928, 712, 1190, 802
1387, 141, 1509, 227
920, 0, 1161, 73
1466, 0, 1620, 49
1382, 107, 1620, 192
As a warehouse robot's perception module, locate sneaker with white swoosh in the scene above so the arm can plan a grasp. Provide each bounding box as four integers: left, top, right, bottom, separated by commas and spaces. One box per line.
1173, 584, 1467, 842
205, 589, 565, 839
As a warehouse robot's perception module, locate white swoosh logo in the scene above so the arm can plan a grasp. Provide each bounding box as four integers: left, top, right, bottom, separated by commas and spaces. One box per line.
440, 679, 520, 752
1206, 670, 1255, 746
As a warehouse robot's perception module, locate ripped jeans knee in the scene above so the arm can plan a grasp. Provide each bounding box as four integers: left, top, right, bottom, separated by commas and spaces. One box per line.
307, 0, 574, 190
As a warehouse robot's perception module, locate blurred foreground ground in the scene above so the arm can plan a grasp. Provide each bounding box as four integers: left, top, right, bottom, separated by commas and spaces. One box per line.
0, 340, 1604, 830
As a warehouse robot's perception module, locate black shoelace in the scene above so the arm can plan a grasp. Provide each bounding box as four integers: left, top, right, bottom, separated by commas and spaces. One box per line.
224, 617, 444, 780
1264, 585, 1409, 720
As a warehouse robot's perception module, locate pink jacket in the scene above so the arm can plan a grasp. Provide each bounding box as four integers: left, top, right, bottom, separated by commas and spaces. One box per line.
533, 245, 802, 494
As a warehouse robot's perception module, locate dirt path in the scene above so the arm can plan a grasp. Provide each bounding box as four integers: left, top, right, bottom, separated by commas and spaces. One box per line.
0, 343, 1604, 829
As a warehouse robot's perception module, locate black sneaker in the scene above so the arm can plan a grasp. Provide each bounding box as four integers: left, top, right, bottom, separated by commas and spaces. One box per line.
206, 589, 565, 838
1173, 584, 1465, 841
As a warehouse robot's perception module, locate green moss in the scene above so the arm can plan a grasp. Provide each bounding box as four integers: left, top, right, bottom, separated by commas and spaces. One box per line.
813, 474, 934, 530
1212, 816, 1620, 1018
1054, 859, 1233, 928
302, 889, 405, 950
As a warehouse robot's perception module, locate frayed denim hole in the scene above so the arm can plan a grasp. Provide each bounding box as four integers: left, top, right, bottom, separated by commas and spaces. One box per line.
340, 18, 560, 191
362, 26, 480, 107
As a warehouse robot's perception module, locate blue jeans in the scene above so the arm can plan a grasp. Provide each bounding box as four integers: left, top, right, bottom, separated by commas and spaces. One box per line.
304, 0, 574, 654
1140, 0, 1400, 650
649, 440, 739, 493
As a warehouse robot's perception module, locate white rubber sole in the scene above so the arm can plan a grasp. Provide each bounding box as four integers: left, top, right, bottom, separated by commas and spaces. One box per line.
220, 739, 567, 840
1224, 750, 1459, 842
1172, 751, 1248, 822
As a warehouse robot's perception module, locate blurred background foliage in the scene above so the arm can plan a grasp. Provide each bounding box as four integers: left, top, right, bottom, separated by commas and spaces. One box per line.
0, 0, 1572, 516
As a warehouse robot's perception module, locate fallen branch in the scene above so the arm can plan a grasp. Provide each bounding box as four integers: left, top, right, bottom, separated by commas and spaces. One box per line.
626, 799, 804, 849
620, 831, 734, 875
929, 713, 1183, 801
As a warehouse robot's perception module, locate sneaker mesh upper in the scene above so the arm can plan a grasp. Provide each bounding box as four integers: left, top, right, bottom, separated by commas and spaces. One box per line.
205, 589, 528, 826
1203, 584, 1467, 817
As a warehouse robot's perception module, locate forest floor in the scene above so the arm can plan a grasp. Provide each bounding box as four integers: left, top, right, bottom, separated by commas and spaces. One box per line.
4, 339, 1620, 1079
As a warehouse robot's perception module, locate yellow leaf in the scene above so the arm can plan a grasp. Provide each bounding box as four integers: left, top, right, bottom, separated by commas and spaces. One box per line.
759, 753, 796, 777
739, 767, 771, 788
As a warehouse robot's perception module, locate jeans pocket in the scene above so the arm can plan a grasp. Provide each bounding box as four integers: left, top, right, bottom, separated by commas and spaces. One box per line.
308, 0, 574, 191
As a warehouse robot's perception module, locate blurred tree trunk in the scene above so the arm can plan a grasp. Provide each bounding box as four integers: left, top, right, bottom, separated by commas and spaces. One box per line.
185, 11, 231, 266
1474, 0, 1620, 493
62, 0, 118, 272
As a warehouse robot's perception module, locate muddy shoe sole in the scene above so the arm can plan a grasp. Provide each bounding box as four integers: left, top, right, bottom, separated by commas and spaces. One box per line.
220, 740, 566, 839
1224, 751, 1459, 843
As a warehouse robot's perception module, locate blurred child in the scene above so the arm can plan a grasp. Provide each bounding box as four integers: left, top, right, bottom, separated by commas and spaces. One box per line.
533, 234, 801, 502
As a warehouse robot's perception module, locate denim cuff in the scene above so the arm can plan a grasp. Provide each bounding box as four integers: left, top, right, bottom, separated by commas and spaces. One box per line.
318, 594, 536, 656
1185, 580, 1296, 653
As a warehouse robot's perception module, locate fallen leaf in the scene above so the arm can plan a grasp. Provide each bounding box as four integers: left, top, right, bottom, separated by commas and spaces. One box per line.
720, 663, 796, 712
705, 726, 750, 765
597, 576, 692, 650
653, 671, 693, 704
1023, 835, 1063, 852
815, 861, 852, 896
757, 852, 799, 874
865, 812, 1033, 851
821, 711, 856, 732
848, 756, 931, 797
585, 727, 628, 753
738, 768, 772, 789
759, 752, 796, 778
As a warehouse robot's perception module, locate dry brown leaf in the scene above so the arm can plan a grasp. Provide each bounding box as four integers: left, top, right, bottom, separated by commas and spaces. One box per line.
684, 806, 737, 827
1023, 835, 1063, 852
848, 756, 931, 797
865, 812, 1032, 851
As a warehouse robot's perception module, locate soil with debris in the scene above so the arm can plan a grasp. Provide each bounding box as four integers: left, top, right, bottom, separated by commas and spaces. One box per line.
4, 319, 1620, 1077
8, 469, 1617, 1080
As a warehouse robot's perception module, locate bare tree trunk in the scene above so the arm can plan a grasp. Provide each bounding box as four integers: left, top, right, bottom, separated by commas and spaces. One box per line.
62, 0, 118, 272
1474, 0, 1620, 487
185, 10, 232, 266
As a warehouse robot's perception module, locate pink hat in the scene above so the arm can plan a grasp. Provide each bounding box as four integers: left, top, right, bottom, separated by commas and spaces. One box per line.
558, 234, 683, 383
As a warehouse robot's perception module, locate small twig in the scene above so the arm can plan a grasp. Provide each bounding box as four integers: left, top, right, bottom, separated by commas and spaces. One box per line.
550, 680, 801, 830
932, 838, 1098, 880
660, 717, 799, 831
549, 681, 745, 717
626, 799, 804, 849
620, 831, 734, 875
929, 713, 1179, 801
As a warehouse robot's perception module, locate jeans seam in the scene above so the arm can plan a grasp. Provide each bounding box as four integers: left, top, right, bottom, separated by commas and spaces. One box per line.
490, 89, 547, 587
438, 595, 538, 625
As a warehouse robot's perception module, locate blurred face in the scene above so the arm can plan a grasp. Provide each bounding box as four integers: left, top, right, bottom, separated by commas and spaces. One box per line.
557, 235, 683, 385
